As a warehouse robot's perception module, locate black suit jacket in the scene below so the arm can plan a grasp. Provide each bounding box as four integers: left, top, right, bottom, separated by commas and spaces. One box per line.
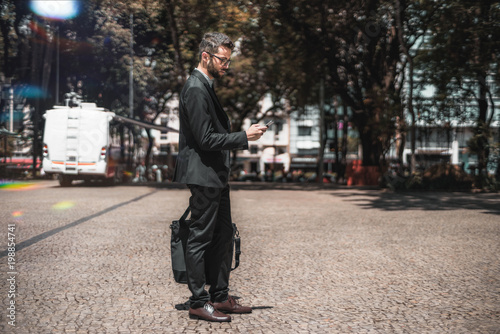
173, 70, 248, 188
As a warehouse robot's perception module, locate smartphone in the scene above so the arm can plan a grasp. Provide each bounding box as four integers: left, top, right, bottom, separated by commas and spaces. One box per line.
265, 120, 274, 127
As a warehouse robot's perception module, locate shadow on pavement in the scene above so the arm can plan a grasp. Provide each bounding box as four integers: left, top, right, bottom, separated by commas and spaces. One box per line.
0, 190, 158, 258
334, 190, 500, 215
132, 181, 372, 192
174, 298, 274, 311
53, 180, 499, 216
49, 180, 374, 192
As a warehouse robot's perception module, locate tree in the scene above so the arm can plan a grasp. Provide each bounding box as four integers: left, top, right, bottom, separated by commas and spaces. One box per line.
416, 1, 500, 177
216, 7, 303, 168
394, 0, 441, 174
251, 0, 405, 170
57, 0, 185, 167
0, 1, 59, 175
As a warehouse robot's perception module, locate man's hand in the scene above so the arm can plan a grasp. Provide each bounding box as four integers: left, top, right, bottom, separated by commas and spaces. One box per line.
246, 124, 267, 141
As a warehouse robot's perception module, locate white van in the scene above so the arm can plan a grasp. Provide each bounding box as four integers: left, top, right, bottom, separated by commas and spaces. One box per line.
42, 103, 125, 186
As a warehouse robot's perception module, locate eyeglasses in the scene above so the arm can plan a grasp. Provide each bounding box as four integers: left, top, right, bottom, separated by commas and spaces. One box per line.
206, 52, 231, 67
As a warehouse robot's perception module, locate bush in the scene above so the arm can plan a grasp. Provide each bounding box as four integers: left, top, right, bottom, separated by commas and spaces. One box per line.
418, 163, 473, 191
382, 163, 475, 191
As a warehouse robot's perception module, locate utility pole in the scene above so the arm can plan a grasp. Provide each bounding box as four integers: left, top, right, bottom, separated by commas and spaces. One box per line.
9, 85, 14, 132
318, 78, 325, 183
55, 25, 60, 105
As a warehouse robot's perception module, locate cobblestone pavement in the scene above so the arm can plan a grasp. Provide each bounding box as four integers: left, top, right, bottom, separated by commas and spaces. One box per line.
1, 180, 499, 333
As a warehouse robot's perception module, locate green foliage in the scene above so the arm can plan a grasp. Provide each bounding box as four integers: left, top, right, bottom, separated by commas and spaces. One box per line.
383, 163, 474, 191
467, 122, 491, 155
416, 0, 500, 173
246, 0, 408, 166
0, 136, 15, 158
0, 0, 498, 177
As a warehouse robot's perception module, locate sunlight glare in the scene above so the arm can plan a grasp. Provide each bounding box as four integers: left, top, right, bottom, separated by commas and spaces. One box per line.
30, 0, 80, 20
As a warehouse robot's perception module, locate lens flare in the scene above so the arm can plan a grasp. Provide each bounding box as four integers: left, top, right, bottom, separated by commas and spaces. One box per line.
12, 211, 23, 218
0, 182, 39, 191
30, 0, 81, 20
15, 85, 48, 99
52, 201, 75, 211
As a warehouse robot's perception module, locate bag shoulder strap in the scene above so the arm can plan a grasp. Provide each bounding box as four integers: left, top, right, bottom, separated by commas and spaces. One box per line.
180, 207, 191, 222
231, 223, 240, 271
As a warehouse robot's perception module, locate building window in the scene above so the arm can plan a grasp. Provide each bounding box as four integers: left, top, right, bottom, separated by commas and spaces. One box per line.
298, 126, 312, 136
160, 144, 171, 153
160, 117, 168, 134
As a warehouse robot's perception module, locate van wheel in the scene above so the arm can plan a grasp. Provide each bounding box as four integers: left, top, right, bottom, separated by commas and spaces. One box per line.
59, 175, 72, 187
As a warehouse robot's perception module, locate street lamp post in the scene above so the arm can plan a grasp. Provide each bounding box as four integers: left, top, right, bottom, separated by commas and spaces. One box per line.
55, 25, 60, 105
9, 85, 14, 132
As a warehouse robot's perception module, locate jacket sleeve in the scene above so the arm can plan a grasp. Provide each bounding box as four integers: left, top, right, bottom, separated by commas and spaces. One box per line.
184, 86, 248, 151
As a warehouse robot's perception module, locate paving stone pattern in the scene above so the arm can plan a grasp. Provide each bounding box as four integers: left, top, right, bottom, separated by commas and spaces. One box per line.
1, 181, 499, 333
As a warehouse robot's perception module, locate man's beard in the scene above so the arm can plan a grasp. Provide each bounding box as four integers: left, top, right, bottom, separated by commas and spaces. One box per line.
207, 59, 223, 79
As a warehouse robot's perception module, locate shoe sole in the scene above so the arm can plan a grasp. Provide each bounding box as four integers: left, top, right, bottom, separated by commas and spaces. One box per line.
188, 314, 231, 322
218, 310, 253, 314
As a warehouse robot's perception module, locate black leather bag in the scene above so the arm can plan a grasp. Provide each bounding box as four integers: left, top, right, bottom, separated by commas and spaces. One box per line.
170, 207, 241, 284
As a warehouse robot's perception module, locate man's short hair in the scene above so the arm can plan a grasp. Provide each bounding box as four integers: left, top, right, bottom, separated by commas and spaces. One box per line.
199, 32, 234, 61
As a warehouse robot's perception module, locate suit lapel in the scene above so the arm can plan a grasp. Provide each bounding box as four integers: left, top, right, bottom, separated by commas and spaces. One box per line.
191, 70, 230, 130
208, 85, 225, 116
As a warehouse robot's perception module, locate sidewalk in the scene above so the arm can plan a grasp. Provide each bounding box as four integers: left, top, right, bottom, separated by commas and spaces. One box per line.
1, 181, 499, 333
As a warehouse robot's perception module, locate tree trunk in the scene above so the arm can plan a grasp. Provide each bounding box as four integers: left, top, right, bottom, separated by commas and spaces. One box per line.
497, 126, 500, 181
352, 107, 382, 167
395, 0, 416, 174
341, 99, 349, 181
0, 15, 13, 78
30, 23, 42, 177
396, 118, 406, 172
359, 130, 381, 167
317, 78, 325, 183
333, 97, 339, 177
165, 0, 186, 83
476, 73, 490, 175
145, 128, 153, 170
410, 112, 416, 174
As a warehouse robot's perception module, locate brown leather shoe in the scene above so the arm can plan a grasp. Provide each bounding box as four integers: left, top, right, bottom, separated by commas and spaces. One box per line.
213, 296, 252, 314
189, 302, 231, 322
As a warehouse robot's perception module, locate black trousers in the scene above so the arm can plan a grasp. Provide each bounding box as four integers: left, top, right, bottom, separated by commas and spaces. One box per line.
186, 184, 234, 309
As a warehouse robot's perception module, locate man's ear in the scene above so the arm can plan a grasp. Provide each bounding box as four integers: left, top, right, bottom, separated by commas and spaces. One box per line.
202, 52, 209, 63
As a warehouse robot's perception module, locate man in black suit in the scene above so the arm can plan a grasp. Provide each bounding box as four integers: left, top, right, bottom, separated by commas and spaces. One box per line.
173, 32, 266, 322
